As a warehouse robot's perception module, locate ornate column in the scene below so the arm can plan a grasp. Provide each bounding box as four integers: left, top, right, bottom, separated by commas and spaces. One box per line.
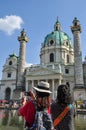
17, 29, 29, 90
71, 18, 86, 100
71, 18, 84, 87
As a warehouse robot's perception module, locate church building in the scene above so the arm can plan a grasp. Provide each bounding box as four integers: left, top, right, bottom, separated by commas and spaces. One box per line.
0, 17, 86, 101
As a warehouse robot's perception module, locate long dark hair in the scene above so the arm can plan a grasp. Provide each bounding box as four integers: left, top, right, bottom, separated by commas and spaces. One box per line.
57, 84, 72, 104
36, 91, 51, 111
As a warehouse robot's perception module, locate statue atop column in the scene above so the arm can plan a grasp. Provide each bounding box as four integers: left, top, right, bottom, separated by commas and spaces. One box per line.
18, 28, 29, 42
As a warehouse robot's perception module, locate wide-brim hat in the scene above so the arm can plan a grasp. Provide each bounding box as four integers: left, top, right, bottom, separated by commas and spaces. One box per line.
33, 81, 52, 93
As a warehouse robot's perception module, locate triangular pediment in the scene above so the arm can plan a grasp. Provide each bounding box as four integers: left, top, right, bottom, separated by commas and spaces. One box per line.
3, 66, 16, 72
27, 67, 57, 76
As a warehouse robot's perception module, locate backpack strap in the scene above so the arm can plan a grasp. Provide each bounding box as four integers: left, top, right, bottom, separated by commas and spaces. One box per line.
53, 104, 72, 127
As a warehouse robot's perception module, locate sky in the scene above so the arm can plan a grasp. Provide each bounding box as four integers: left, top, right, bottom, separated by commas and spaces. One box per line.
0, 0, 86, 79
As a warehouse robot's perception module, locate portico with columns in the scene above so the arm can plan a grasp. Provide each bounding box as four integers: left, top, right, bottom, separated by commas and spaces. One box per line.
25, 73, 62, 100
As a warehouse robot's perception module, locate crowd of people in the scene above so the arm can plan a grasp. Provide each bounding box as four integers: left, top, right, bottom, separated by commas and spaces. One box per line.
18, 81, 76, 130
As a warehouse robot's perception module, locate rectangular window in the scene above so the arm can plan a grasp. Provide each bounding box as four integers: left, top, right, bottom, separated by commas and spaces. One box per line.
7, 73, 11, 78
65, 69, 69, 74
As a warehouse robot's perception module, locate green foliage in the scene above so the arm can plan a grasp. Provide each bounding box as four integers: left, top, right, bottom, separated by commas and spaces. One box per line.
9, 115, 19, 126
18, 117, 24, 130
74, 116, 86, 130
2, 111, 9, 125
9, 114, 24, 130
1, 109, 86, 130
0, 126, 19, 130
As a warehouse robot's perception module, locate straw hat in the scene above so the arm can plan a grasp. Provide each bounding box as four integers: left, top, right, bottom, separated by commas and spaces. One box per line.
33, 81, 52, 93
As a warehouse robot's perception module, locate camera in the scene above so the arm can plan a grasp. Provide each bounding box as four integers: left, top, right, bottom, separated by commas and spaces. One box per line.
25, 91, 32, 96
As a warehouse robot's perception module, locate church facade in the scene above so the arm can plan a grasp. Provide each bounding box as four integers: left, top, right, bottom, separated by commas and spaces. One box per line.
0, 18, 86, 101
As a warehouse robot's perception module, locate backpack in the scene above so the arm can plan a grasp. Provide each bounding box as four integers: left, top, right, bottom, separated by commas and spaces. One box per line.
30, 111, 53, 130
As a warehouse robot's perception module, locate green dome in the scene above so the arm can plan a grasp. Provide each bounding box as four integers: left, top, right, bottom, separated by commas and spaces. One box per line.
42, 18, 72, 48
43, 31, 72, 47
9, 53, 18, 59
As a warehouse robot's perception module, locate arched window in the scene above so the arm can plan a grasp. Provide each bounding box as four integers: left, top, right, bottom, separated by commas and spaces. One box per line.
50, 40, 54, 45
5, 87, 11, 100
74, 22, 77, 26
66, 41, 69, 46
66, 82, 70, 88
50, 53, 54, 62
56, 26, 58, 31
67, 54, 69, 63
9, 61, 12, 65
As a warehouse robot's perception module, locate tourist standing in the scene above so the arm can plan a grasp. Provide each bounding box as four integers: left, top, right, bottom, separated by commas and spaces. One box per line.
18, 81, 53, 130
51, 84, 76, 130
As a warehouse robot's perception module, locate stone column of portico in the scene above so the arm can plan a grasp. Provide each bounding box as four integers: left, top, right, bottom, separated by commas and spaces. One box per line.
58, 79, 61, 85
26, 80, 28, 92
58, 64, 62, 86
32, 80, 34, 91
52, 79, 55, 100
38, 80, 40, 84
11, 90, 13, 99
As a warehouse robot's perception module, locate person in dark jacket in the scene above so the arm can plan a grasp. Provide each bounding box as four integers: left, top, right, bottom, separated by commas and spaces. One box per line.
51, 84, 76, 130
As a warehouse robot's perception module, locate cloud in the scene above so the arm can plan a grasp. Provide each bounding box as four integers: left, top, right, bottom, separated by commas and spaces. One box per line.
0, 15, 23, 35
